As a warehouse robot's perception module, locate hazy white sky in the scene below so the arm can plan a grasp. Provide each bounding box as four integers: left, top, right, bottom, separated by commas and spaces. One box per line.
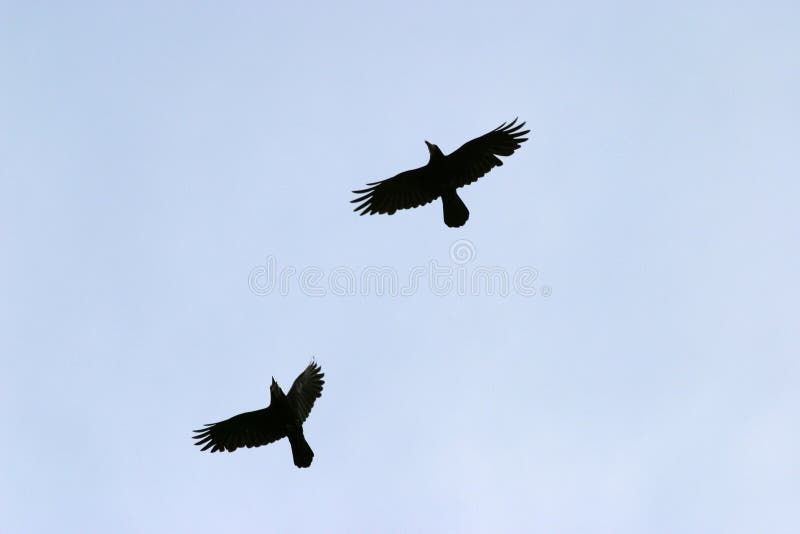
2, 1, 798, 532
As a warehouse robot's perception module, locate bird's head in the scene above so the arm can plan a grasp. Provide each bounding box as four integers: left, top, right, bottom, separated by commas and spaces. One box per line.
270, 377, 283, 399
425, 141, 444, 161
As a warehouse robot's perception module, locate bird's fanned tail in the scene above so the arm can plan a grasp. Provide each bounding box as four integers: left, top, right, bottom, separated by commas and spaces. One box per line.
442, 189, 469, 228
288, 428, 314, 468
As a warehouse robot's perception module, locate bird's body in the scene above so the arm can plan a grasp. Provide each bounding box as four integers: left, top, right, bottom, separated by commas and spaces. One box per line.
193, 361, 324, 468
352, 119, 529, 227
268, 382, 315, 467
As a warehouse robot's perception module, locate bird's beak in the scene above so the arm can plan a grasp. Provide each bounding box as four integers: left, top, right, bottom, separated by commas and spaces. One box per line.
271, 376, 276, 385
425, 140, 432, 148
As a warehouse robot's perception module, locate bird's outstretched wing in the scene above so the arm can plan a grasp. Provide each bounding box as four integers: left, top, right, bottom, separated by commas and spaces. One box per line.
447, 119, 529, 188
287, 361, 325, 424
193, 407, 285, 453
351, 167, 440, 216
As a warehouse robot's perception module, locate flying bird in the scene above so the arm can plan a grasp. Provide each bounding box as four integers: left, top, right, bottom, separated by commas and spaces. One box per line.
351, 119, 529, 227
193, 361, 324, 468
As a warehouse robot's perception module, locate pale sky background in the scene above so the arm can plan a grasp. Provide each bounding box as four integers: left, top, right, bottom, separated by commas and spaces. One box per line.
2, 2, 798, 533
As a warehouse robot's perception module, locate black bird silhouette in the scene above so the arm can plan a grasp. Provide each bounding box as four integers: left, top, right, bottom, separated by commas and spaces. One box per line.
193, 361, 324, 468
351, 119, 529, 227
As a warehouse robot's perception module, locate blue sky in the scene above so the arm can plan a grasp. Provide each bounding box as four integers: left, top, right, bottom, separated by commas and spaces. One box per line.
1, 1, 798, 532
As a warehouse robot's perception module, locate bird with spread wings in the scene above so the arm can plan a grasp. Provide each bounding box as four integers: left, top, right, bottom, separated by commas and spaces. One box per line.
193, 361, 324, 468
351, 119, 529, 227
